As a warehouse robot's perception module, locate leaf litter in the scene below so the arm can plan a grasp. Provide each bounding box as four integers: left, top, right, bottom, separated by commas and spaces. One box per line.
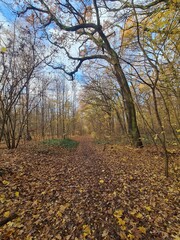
0, 137, 179, 239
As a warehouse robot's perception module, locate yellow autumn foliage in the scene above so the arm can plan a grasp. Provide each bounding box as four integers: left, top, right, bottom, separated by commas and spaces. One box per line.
15, 191, 19, 197
4, 211, 10, 218
117, 218, 126, 226
121, 16, 136, 51
136, 212, 143, 219
2, 180, 10, 185
144, 206, 152, 211
82, 224, 91, 237
138, 226, 147, 234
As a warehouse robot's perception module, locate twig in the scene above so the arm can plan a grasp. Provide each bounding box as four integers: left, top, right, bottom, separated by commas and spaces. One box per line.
0, 213, 18, 227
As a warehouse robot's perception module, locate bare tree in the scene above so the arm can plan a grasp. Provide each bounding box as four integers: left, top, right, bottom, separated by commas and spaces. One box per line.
0, 21, 53, 148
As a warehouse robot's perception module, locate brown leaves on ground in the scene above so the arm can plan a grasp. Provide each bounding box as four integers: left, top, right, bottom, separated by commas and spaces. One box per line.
0, 138, 179, 239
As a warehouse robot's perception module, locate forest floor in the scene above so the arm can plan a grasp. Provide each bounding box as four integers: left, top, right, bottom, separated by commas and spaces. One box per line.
0, 137, 179, 240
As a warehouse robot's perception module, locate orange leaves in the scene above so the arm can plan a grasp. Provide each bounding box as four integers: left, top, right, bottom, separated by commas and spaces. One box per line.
114, 209, 127, 231
0, 139, 179, 239
114, 207, 148, 238
123, 16, 136, 37
84, 6, 92, 21
26, 14, 35, 24
138, 226, 146, 234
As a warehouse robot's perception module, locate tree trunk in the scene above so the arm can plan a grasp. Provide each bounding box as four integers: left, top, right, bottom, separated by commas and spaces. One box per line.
100, 39, 143, 147
152, 88, 169, 177
113, 62, 143, 147
26, 83, 32, 141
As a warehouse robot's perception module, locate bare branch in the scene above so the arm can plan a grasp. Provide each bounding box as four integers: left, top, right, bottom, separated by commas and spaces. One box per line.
48, 54, 110, 80
103, 0, 169, 11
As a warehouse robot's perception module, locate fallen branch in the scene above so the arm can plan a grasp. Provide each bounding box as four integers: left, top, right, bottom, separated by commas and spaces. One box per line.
0, 213, 18, 227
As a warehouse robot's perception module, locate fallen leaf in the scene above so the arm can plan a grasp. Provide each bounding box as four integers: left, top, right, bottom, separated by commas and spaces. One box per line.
99, 179, 104, 183
128, 233, 135, 239
0, 194, 6, 203
82, 224, 91, 237
173, 236, 180, 240
130, 209, 137, 215
121, 225, 126, 230
117, 218, 126, 226
112, 191, 117, 197
114, 209, 124, 218
2, 180, 10, 185
120, 231, 127, 239
4, 211, 10, 218
55, 234, 62, 240
144, 206, 151, 211
57, 211, 62, 217
102, 229, 109, 237
59, 203, 70, 213
136, 213, 143, 219
26, 235, 33, 240
15, 191, 19, 197
33, 200, 38, 206
138, 226, 146, 234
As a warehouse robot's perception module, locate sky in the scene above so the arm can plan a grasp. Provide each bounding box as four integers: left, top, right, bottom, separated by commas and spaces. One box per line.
0, 0, 107, 85
0, 1, 16, 50
0, 0, 83, 96
0, 1, 15, 22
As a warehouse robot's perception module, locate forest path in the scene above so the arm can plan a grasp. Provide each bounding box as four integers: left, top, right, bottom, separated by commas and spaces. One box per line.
0, 137, 179, 239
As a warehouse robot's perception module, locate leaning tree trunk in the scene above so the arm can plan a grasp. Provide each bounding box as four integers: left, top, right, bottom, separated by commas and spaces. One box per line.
113, 60, 143, 148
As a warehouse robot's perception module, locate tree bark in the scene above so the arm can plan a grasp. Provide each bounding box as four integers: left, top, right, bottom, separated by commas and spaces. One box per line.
112, 56, 143, 147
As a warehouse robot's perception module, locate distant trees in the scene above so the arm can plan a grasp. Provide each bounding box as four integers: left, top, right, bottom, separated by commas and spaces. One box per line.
0, 21, 53, 148
16, 0, 179, 149
23, 74, 78, 141
16, 0, 146, 147
80, 67, 127, 141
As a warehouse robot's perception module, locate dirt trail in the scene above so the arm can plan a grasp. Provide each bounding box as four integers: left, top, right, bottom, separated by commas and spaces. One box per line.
0, 137, 179, 239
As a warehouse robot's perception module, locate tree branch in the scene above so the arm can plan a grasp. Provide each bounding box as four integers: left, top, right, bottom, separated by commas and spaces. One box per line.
93, 0, 101, 26
0, 213, 18, 227
48, 54, 110, 80
103, 0, 169, 11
